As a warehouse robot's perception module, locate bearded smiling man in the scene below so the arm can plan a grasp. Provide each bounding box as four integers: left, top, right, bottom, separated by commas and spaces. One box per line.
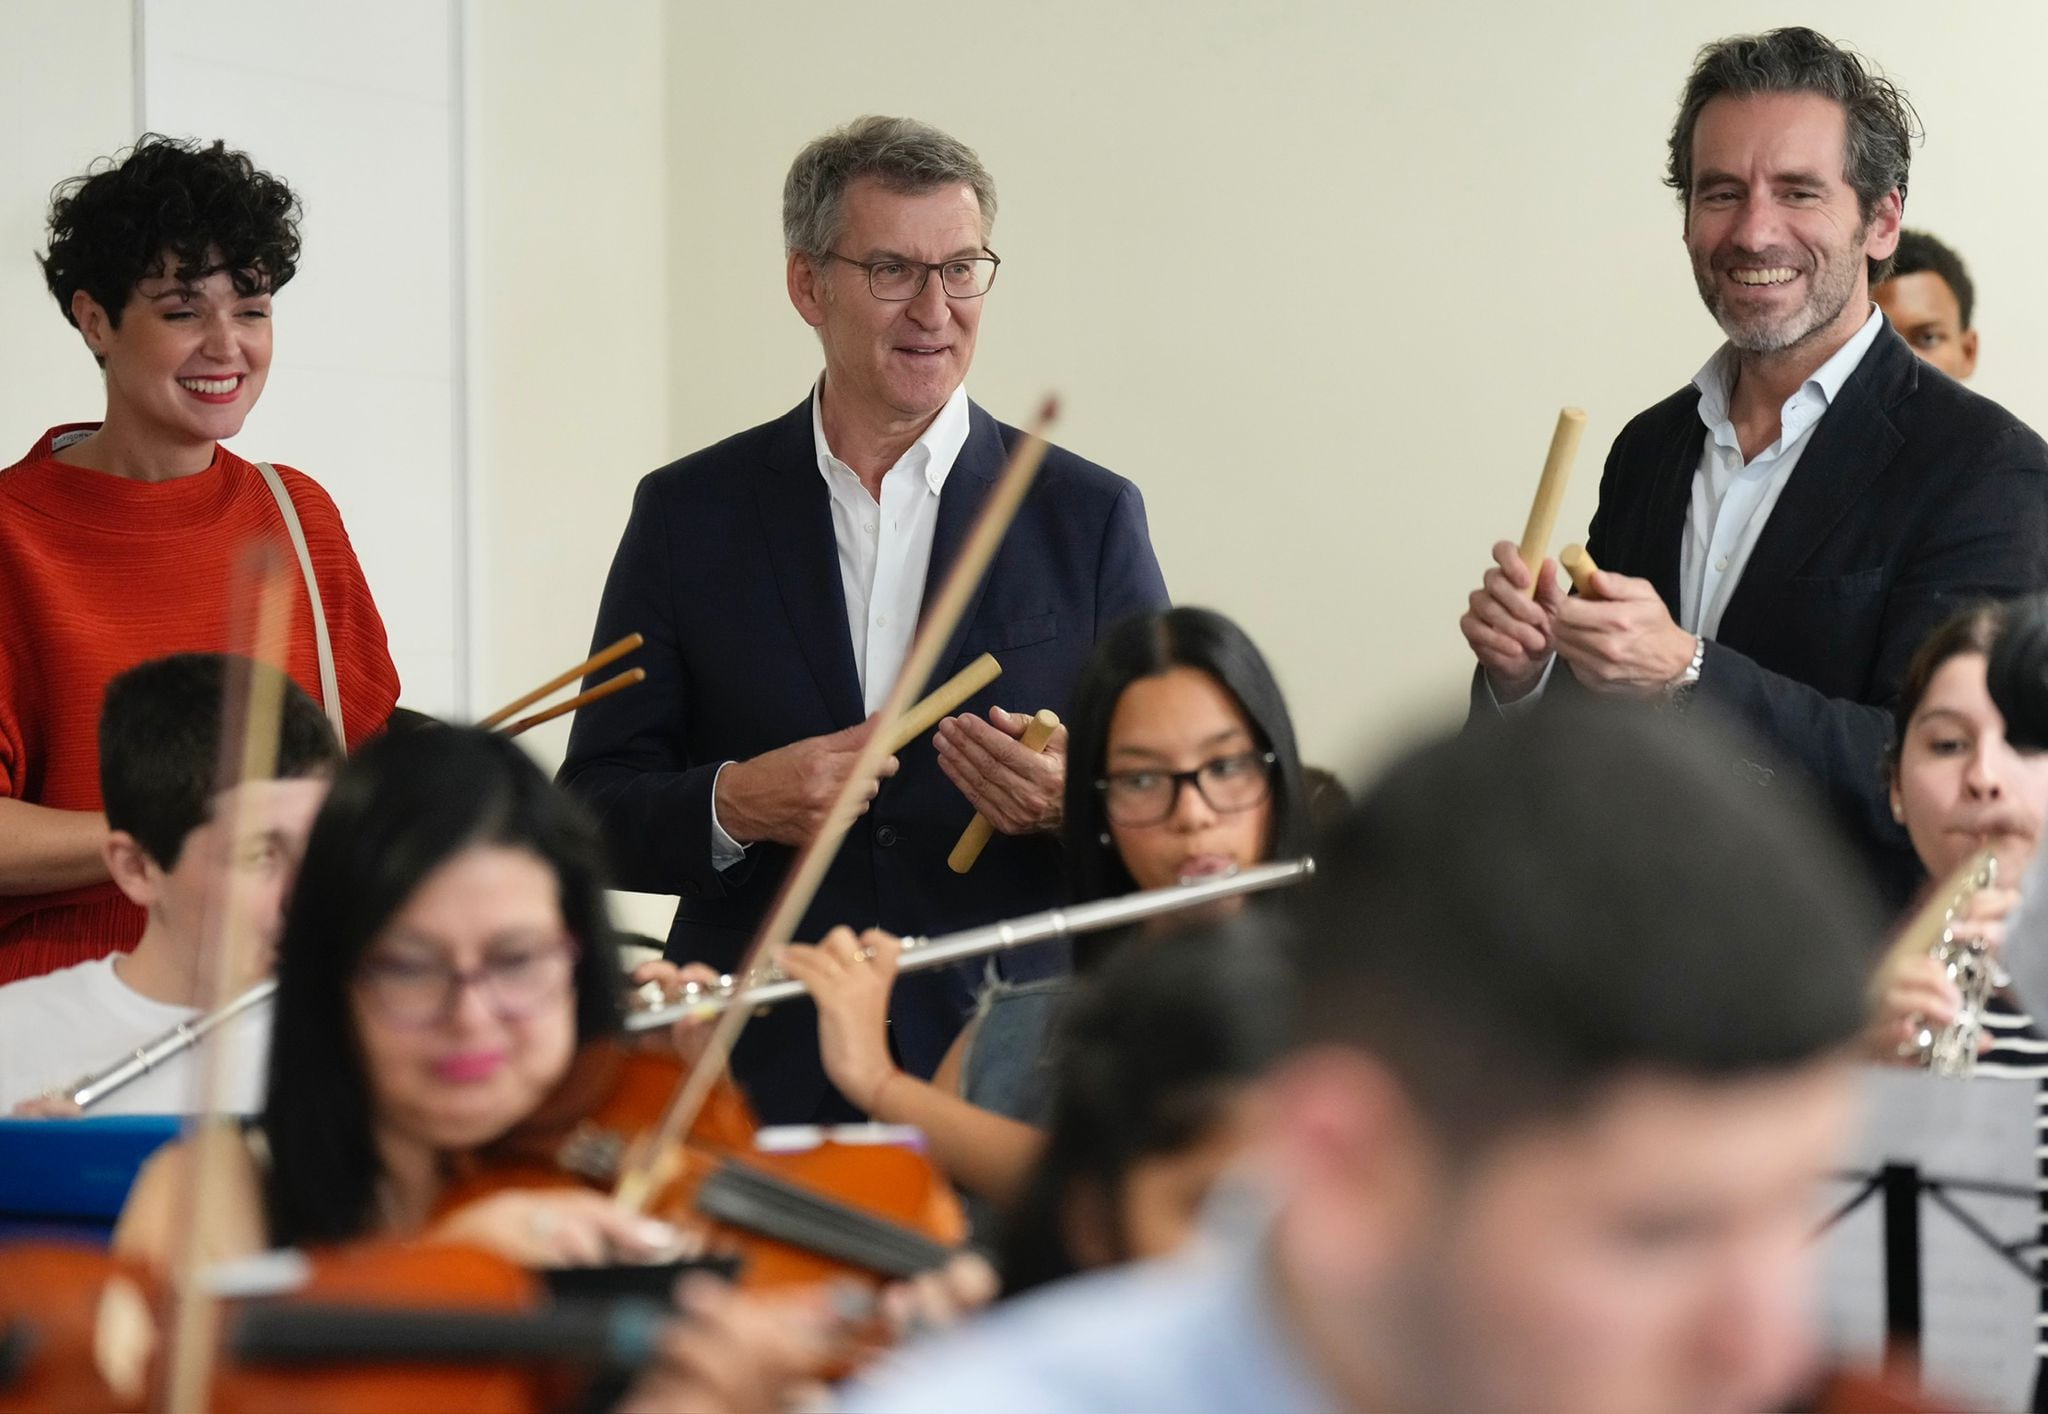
1460, 27, 2048, 906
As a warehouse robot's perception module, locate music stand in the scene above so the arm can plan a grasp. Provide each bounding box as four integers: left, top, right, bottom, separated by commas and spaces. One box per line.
1817, 1066, 2043, 1410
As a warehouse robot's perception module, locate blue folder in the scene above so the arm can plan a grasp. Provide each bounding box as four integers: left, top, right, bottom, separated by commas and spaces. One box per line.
0, 1115, 181, 1240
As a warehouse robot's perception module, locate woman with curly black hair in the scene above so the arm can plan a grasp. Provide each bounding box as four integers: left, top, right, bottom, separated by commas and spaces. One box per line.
0, 135, 399, 984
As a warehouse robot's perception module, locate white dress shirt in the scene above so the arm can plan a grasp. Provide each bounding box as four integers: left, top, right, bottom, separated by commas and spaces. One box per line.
1679, 304, 1884, 636
1490, 305, 1885, 709
710, 380, 972, 868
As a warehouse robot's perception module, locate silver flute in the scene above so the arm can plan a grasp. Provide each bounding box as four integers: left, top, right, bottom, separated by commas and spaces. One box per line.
61, 977, 278, 1109
622, 857, 1314, 1033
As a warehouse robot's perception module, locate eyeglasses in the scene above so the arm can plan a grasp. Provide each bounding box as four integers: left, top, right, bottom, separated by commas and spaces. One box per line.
356, 938, 578, 1028
1097, 751, 1277, 828
819, 250, 1001, 301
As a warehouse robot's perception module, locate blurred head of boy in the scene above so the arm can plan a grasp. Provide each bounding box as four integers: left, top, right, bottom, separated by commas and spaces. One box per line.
1266, 705, 1880, 1414
100, 653, 342, 994
1874, 229, 1978, 381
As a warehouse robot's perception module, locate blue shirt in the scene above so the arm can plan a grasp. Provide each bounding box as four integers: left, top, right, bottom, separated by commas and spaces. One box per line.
839, 1218, 1339, 1413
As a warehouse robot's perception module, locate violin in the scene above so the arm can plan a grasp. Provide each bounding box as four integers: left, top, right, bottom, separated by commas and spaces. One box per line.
446, 1037, 967, 1291
0, 1238, 628, 1413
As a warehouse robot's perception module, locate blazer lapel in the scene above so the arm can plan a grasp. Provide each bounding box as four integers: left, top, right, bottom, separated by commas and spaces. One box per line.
1713, 330, 1910, 645
1638, 411, 1700, 615
754, 399, 865, 726
916, 401, 1004, 690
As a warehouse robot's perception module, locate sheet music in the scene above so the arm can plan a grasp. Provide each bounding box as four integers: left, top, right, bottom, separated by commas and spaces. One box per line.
1818, 1066, 2039, 1409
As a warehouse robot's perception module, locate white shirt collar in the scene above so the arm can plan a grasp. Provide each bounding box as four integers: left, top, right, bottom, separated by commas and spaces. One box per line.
810, 378, 971, 497
1692, 303, 1886, 433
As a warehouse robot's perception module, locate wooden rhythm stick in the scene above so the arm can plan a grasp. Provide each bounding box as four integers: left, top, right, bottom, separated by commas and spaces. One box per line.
499, 668, 647, 738
1517, 408, 1588, 595
613, 398, 1061, 1214
477, 633, 645, 729
882, 653, 1001, 756
948, 709, 1059, 875
1560, 543, 1601, 596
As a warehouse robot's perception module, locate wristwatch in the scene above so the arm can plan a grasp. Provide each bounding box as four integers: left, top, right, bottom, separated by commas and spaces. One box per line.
1666, 635, 1706, 702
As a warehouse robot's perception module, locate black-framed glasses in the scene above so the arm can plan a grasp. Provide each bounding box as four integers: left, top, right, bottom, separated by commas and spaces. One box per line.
356, 937, 579, 1029
820, 249, 1001, 301
1097, 751, 1277, 828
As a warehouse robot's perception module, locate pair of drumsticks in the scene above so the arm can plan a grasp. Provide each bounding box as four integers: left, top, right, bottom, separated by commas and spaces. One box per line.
487, 637, 1038, 873
1518, 407, 1601, 596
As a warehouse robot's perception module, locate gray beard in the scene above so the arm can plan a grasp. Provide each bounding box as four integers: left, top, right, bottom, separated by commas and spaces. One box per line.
1695, 254, 1862, 356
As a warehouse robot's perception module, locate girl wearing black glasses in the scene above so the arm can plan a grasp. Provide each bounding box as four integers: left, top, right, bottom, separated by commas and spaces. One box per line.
778, 607, 1312, 1231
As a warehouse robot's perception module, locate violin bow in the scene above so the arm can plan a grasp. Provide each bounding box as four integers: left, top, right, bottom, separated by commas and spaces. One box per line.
612, 397, 1060, 1213
160, 547, 297, 1414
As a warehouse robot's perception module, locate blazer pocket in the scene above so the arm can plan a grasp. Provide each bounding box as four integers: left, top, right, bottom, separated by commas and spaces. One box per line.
972, 611, 1059, 653
1780, 567, 1886, 600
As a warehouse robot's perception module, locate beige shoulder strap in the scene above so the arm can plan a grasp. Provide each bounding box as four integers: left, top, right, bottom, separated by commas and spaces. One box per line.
254, 462, 346, 744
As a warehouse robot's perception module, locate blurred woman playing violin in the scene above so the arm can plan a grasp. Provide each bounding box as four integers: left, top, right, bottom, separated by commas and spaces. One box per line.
115, 726, 692, 1270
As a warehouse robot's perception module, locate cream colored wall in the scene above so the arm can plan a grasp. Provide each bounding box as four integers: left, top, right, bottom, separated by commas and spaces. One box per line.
468, 0, 680, 940
658, 0, 2048, 778
466, 0, 670, 755
0, 1, 134, 450
7, 1, 2045, 810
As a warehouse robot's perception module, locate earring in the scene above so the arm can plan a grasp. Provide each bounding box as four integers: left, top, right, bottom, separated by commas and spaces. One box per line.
1098, 832, 1113, 847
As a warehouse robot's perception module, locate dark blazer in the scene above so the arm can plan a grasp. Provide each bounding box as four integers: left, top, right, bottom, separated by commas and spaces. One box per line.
1493, 324, 2048, 908
560, 396, 1170, 1121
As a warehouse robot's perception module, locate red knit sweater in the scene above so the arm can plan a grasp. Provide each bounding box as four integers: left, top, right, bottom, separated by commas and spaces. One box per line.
0, 426, 401, 981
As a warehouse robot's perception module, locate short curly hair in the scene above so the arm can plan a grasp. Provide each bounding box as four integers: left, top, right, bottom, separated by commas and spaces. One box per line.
39, 133, 302, 332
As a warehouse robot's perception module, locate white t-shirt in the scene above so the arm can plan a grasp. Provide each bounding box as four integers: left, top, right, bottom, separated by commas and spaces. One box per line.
0, 957, 271, 1114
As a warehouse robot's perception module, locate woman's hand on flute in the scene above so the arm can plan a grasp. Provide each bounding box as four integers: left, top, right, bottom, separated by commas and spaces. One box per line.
779, 927, 904, 1114
1461, 541, 1561, 701
630, 958, 729, 1065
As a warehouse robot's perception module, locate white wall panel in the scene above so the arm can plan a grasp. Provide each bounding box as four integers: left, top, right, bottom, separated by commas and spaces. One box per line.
139, 0, 468, 715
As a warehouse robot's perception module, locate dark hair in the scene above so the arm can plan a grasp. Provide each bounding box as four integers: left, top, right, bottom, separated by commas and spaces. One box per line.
1061, 608, 1311, 933
1665, 27, 1919, 285
40, 134, 301, 342
997, 916, 1294, 1294
1887, 602, 2005, 776
1988, 594, 2048, 753
1885, 229, 1975, 330
1295, 701, 1879, 1159
98, 653, 340, 869
262, 727, 622, 1245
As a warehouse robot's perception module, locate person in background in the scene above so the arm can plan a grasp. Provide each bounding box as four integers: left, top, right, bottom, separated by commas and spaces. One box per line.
1460, 28, 2048, 910
0, 653, 339, 1115
773, 608, 1310, 1224
844, 701, 1883, 1414
1874, 228, 1978, 381
0, 134, 400, 983
995, 916, 1293, 1295
559, 114, 1167, 1123
1859, 602, 2048, 1404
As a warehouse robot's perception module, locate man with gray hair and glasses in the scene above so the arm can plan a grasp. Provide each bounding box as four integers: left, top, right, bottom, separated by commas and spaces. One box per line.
562, 116, 1167, 1122
1459, 26, 2048, 908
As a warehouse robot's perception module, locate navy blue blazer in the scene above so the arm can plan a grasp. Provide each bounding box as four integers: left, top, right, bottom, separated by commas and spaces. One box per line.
560, 396, 1170, 1121
1476, 324, 2048, 909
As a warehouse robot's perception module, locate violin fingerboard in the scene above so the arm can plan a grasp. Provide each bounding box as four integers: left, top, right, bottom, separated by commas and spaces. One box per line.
696, 1162, 954, 1279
